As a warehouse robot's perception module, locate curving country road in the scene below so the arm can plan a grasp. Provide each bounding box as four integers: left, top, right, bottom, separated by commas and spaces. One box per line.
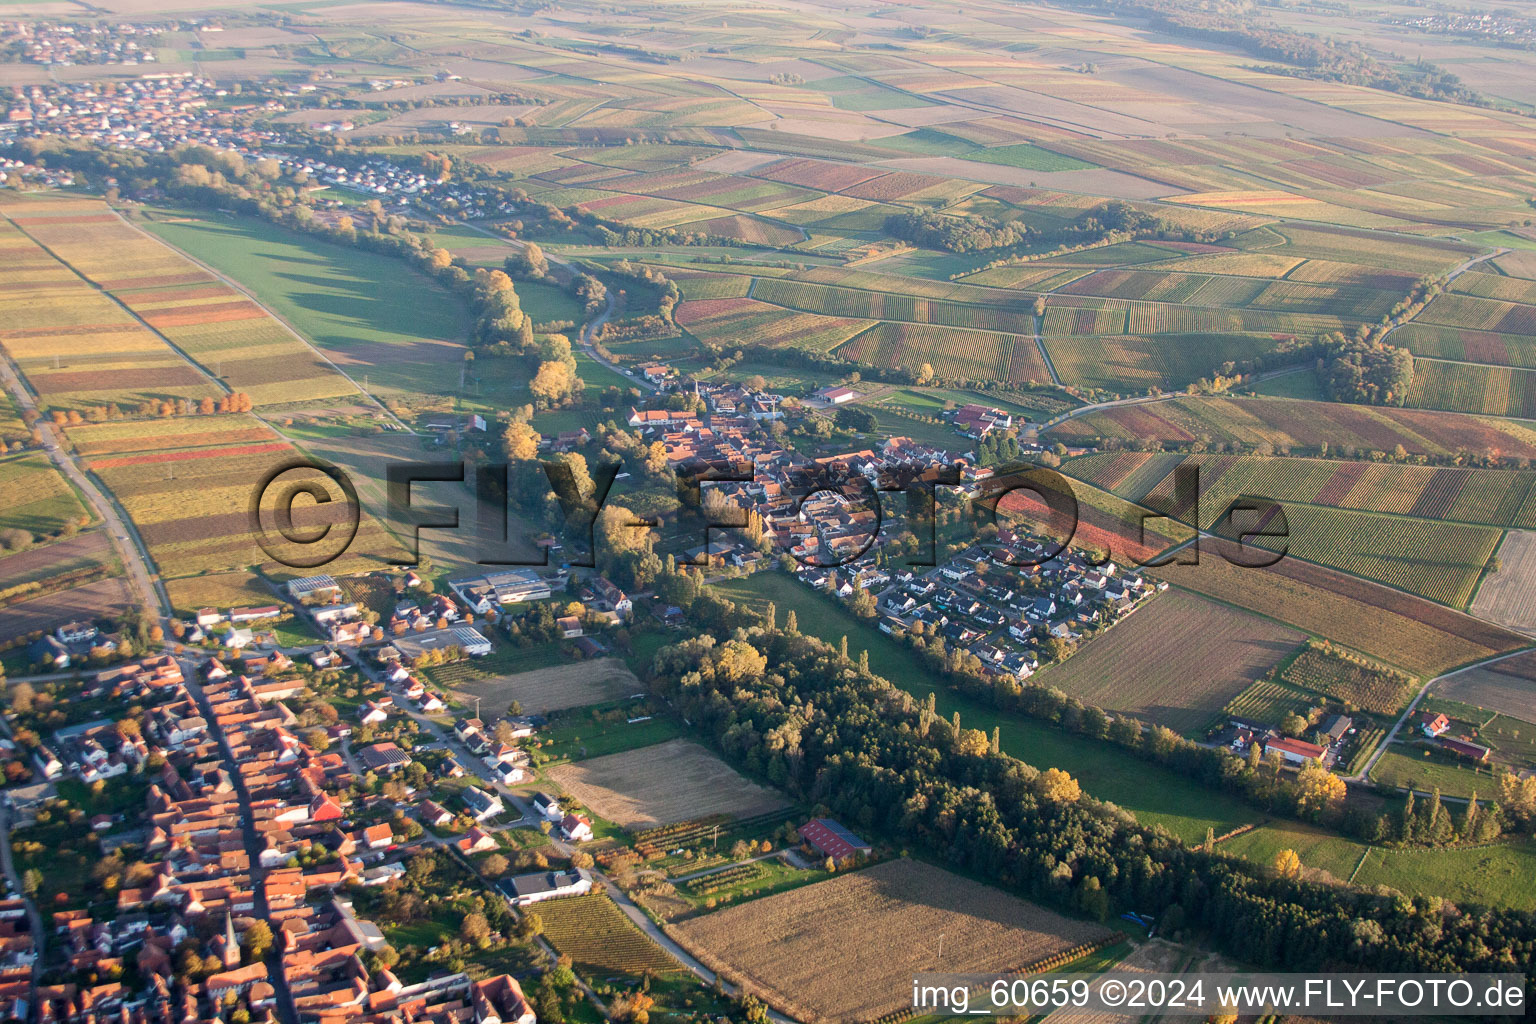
1348, 645, 1536, 784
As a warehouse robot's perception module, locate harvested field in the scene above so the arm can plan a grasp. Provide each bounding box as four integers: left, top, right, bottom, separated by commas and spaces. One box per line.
1470, 530, 1536, 636
1433, 651, 1536, 721
446, 658, 639, 715
547, 738, 787, 829
1151, 556, 1527, 678
0, 577, 134, 637
1038, 591, 1302, 733
164, 571, 280, 616
671, 859, 1111, 1024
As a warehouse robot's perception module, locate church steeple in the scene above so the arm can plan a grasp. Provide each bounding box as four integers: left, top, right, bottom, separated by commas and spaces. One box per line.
223, 911, 240, 967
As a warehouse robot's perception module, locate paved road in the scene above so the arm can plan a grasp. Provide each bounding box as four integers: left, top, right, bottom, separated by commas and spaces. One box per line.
1037, 363, 1308, 432
1348, 646, 1536, 783
353, 651, 790, 1017
180, 662, 301, 1024
451, 219, 655, 395
1379, 248, 1508, 347
0, 355, 170, 622
0, 802, 44, 1017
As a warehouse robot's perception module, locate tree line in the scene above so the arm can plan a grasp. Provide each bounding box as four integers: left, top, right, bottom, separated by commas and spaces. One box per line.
886, 200, 1236, 255
645, 625, 1536, 982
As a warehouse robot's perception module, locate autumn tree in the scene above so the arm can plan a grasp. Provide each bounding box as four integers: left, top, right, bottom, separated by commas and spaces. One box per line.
1037, 767, 1082, 804
1272, 848, 1302, 880
1295, 762, 1346, 818
461, 912, 491, 948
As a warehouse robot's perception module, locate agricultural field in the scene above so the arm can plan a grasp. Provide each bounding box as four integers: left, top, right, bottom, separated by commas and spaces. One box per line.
1048, 397, 1536, 461
534, 893, 683, 978
1221, 678, 1320, 729
1151, 555, 1527, 678
1405, 359, 1536, 420
671, 859, 1112, 1024
0, 531, 117, 605
1280, 645, 1416, 714
1044, 332, 1277, 393
1392, 324, 1536, 369
0, 389, 26, 447
675, 297, 873, 354
836, 322, 1025, 382
753, 278, 1036, 334
139, 212, 473, 399
1259, 504, 1502, 608
1352, 839, 1536, 912
87, 434, 403, 580
66, 414, 278, 457
546, 738, 788, 830
1068, 452, 1536, 530
445, 658, 641, 716
1432, 651, 1536, 722
0, 577, 135, 640
9, 201, 358, 407
0, 204, 221, 412
0, 452, 88, 540
1369, 747, 1503, 800
163, 572, 283, 616
1470, 530, 1536, 635
1038, 591, 1302, 734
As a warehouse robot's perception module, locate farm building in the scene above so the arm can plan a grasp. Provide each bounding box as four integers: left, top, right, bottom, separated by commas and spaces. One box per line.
814, 385, 859, 405
1264, 736, 1327, 767
500, 868, 592, 906
393, 626, 493, 662
798, 818, 871, 865
450, 569, 553, 611
286, 575, 341, 600
953, 404, 1012, 438
1439, 737, 1491, 762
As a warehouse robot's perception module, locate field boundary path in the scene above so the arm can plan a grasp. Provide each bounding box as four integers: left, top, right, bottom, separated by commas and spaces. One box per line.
4, 213, 231, 398
1037, 363, 1307, 432
0, 352, 170, 623
114, 205, 414, 433
1033, 310, 1061, 386
1348, 645, 1536, 782
1379, 247, 1509, 347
